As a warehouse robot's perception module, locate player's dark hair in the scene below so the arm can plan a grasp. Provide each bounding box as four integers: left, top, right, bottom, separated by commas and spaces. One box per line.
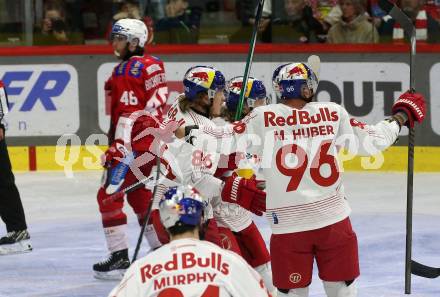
168, 221, 199, 237
178, 92, 207, 113
222, 105, 239, 122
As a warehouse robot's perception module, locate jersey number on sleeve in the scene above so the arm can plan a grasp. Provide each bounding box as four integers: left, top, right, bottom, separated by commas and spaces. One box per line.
276, 140, 339, 192
120, 90, 139, 105
158, 285, 219, 297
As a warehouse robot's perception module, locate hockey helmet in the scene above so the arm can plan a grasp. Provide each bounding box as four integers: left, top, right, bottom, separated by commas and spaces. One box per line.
159, 185, 205, 229
272, 62, 318, 100
183, 66, 225, 101
111, 18, 148, 47
226, 76, 268, 112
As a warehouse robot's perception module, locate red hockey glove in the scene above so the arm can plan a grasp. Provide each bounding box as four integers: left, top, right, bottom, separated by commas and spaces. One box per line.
392, 91, 426, 128
221, 173, 266, 216
101, 139, 130, 167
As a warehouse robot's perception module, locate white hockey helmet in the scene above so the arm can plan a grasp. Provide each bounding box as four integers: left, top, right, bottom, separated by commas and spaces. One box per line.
111, 18, 148, 47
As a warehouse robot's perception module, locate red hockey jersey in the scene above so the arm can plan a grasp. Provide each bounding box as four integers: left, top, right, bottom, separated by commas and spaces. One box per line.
105, 55, 167, 152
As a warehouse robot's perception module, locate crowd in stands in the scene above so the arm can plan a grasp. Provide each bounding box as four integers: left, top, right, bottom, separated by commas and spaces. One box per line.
0, 0, 439, 46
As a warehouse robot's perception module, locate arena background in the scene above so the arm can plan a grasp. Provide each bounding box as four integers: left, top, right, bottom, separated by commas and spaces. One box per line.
1, 43, 439, 172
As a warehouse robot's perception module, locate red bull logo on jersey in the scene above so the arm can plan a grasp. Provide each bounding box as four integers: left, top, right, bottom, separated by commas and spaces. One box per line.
140, 252, 230, 284
264, 107, 338, 127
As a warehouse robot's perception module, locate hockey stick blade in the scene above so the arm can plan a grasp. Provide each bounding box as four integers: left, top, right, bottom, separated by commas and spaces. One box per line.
103, 174, 164, 205
411, 260, 440, 278
378, 0, 415, 38
307, 55, 321, 80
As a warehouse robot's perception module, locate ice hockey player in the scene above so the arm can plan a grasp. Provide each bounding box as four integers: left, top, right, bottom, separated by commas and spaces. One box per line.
0, 81, 32, 255
93, 18, 168, 279
108, 185, 272, 297
179, 60, 426, 297
155, 66, 266, 251
212, 76, 275, 294
153, 65, 228, 247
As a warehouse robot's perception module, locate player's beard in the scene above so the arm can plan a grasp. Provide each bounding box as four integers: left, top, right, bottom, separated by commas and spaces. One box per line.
114, 44, 130, 60
114, 47, 126, 60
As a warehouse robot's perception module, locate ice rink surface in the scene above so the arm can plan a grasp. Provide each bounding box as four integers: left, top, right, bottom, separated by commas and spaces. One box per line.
0, 171, 439, 297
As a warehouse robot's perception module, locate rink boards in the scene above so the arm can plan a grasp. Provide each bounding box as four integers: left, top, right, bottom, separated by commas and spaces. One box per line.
7, 145, 440, 172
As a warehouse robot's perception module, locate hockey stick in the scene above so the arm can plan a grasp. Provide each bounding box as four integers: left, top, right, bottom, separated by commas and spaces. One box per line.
102, 172, 165, 205
131, 155, 161, 263
307, 55, 321, 80
411, 260, 440, 278
235, 0, 265, 120
378, 0, 422, 293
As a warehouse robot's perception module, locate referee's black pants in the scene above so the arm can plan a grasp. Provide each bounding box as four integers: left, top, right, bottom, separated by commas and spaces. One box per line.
0, 130, 27, 232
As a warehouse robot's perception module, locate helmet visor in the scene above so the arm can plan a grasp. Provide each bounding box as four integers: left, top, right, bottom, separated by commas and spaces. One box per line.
110, 33, 128, 43
247, 95, 269, 108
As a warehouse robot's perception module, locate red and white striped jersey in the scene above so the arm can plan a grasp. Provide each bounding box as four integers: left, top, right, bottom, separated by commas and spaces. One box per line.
108, 238, 271, 297
154, 96, 224, 218
212, 117, 253, 232
195, 102, 400, 234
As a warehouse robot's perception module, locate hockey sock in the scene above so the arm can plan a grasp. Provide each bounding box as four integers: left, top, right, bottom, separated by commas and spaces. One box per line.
254, 263, 276, 295
277, 287, 309, 297
104, 225, 129, 253
323, 280, 357, 297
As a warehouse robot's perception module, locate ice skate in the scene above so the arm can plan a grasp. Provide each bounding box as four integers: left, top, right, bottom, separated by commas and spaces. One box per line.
93, 249, 130, 280
0, 230, 32, 255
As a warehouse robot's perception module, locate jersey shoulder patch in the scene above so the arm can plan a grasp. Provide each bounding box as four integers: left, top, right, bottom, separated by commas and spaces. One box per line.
146, 63, 163, 75
114, 61, 129, 77
128, 60, 144, 78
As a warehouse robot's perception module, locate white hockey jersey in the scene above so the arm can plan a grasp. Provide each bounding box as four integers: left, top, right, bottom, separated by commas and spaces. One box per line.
108, 238, 271, 297
194, 102, 400, 234
211, 117, 253, 232
153, 96, 225, 217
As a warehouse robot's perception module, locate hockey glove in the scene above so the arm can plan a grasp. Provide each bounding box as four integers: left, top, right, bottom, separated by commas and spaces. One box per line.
392, 91, 426, 128
101, 139, 132, 168
221, 173, 266, 216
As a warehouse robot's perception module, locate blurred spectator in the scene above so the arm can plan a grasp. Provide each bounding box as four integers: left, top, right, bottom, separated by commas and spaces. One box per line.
368, 0, 388, 28
34, 1, 82, 45
380, 0, 440, 43
154, 0, 202, 44
106, 1, 154, 45
283, 0, 328, 43
309, 0, 339, 24
327, 0, 379, 43
323, 5, 343, 30
250, 0, 272, 42
232, 0, 272, 43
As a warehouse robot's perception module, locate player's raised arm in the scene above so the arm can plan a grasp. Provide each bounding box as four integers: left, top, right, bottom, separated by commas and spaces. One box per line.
177, 109, 263, 157
337, 91, 426, 156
